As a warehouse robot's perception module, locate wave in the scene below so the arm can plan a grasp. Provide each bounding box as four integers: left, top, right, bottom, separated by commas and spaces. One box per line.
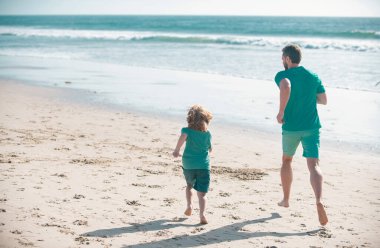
1, 27, 380, 53
348, 30, 380, 39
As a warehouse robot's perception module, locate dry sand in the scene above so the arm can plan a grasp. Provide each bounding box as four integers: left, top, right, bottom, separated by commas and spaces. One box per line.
0, 80, 379, 247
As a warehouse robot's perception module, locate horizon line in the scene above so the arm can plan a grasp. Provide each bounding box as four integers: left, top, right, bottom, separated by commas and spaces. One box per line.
0, 13, 380, 18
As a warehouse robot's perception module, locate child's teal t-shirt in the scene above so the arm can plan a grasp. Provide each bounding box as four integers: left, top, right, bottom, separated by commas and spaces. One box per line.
181, 127, 212, 170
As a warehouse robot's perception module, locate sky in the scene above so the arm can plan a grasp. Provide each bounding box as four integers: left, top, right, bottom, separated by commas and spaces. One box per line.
0, 0, 379, 17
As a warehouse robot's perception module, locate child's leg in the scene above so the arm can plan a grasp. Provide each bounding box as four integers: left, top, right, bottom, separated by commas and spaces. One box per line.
184, 185, 193, 216
197, 191, 208, 224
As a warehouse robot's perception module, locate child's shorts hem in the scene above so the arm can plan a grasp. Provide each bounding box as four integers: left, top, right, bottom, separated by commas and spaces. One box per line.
183, 168, 210, 193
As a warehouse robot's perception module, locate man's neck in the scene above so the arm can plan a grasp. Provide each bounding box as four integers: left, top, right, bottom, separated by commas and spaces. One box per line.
288, 63, 299, 69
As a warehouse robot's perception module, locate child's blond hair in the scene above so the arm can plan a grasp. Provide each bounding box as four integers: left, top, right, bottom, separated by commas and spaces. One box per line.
187, 105, 213, 131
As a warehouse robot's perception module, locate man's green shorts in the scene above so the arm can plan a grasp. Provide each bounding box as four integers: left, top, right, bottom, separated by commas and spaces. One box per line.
282, 129, 320, 158
182, 168, 210, 193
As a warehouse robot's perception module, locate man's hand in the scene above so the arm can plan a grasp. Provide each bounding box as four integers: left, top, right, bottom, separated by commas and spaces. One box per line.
173, 150, 181, 158
277, 112, 285, 124
317, 93, 327, 105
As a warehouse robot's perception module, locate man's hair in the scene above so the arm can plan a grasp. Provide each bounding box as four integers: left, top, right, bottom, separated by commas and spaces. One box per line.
282, 44, 302, 64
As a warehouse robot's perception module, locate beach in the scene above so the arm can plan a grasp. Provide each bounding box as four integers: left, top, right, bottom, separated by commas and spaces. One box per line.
1, 79, 380, 247
1, 14, 380, 248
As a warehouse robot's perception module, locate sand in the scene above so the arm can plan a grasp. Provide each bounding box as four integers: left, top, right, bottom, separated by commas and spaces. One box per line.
0, 80, 379, 247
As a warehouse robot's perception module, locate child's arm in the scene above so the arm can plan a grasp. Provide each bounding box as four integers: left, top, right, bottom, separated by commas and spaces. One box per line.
173, 133, 187, 158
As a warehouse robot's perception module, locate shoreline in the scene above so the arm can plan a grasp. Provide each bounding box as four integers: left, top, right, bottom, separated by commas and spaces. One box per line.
2, 76, 379, 157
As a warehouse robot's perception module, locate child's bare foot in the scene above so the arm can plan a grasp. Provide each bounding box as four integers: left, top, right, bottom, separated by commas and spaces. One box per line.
317, 203, 328, 226
200, 216, 208, 225
184, 207, 192, 216
278, 199, 289, 208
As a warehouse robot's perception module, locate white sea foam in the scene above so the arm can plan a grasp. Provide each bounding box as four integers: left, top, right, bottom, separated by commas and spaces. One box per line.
1, 27, 379, 53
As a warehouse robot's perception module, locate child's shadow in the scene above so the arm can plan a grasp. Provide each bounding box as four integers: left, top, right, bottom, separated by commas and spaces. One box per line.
118, 213, 320, 247
82, 218, 199, 238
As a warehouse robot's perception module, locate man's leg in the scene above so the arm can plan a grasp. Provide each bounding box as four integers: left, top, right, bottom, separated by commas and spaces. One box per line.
278, 155, 293, 207
307, 158, 323, 203
307, 158, 328, 225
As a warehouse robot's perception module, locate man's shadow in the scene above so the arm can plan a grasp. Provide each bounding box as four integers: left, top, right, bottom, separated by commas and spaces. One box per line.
82, 218, 200, 238
124, 213, 320, 247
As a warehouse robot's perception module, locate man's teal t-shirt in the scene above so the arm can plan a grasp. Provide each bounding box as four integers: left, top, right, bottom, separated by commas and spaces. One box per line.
274, 66, 325, 131
181, 127, 212, 170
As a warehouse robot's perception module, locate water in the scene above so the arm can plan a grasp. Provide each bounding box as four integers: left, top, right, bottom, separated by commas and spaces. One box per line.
0, 15, 380, 91
0, 15, 379, 152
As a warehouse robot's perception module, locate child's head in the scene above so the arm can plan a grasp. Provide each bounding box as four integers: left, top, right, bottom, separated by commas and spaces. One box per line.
187, 105, 213, 132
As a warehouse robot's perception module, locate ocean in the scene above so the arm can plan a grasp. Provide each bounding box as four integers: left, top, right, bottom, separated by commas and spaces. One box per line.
1, 16, 380, 91
0, 15, 379, 152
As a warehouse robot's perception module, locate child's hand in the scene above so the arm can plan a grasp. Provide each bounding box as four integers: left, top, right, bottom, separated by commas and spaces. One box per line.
173, 150, 181, 158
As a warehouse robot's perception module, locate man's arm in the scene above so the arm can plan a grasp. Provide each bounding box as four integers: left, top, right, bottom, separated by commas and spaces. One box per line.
317, 93, 327, 105
277, 78, 291, 124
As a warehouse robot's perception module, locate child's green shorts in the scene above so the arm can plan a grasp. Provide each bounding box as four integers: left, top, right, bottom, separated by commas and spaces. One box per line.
182, 168, 210, 193
282, 129, 320, 158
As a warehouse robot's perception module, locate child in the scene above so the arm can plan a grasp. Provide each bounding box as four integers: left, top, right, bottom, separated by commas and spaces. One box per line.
173, 104, 213, 225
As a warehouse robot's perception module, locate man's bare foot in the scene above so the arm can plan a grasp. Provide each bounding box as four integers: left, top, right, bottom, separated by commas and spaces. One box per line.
317, 203, 328, 226
278, 199, 289, 208
200, 216, 208, 225
184, 207, 192, 216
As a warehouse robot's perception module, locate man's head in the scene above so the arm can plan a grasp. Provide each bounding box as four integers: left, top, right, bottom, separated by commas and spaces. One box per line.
282, 44, 302, 70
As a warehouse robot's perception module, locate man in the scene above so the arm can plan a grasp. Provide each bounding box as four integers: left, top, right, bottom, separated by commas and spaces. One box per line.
274, 44, 328, 226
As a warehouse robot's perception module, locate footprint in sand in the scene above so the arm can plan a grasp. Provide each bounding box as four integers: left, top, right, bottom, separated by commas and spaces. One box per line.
17, 238, 34, 246
218, 203, 233, 209
191, 227, 205, 234
54, 147, 71, 151
155, 230, 172, 237
162, 198, 177, 207
230, 215, 241, 220
75, 236, 90, 245
308, 227, 332, 238
131, 183, 147, 187
219, 191, 232, 197
347, 228, 359, 235
59, 228, 75, 235
73, 194, 85, 199
73, 220, 88, 226
31, 212, 42, 218
148, 185, 163, 189
290, 212, 303, 218
125, 200, 141, 206
11, 230, 22, 234
52, 173, 67, 178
